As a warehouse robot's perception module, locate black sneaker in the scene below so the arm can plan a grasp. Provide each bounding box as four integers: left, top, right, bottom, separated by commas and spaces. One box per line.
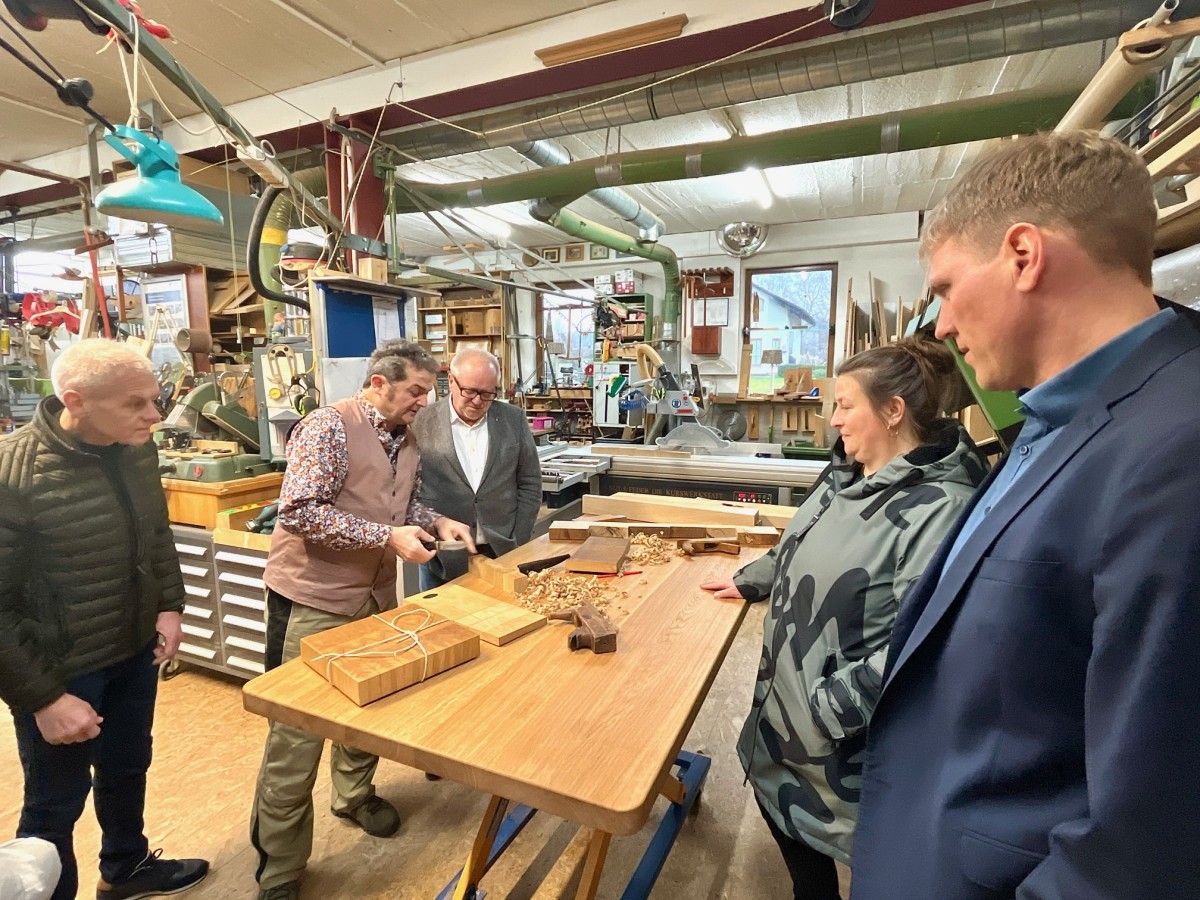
332, 795, 401, 837
96, 849, 209, 899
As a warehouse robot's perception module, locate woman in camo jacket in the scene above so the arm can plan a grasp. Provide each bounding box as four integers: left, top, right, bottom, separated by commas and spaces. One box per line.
703, 337, 987, 900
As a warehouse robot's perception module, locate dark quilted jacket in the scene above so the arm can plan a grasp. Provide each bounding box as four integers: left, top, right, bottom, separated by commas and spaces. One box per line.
0, 396, 185, 713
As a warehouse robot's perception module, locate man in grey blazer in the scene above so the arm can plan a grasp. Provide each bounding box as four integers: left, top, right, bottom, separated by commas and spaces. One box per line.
411, 348, 541, 588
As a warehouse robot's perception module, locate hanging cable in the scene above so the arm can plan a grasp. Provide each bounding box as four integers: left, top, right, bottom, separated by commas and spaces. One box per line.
0, 11, 64, 79
0, 33, 115, 131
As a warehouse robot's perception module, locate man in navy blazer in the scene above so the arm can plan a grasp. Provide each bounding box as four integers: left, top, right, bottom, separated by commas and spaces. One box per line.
850, 132, 1200, 898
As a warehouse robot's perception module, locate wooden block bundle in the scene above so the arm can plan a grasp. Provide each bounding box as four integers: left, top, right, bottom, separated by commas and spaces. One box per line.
299, 606, 480, 706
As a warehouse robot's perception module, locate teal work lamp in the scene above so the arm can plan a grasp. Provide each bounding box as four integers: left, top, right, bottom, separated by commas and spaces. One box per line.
95, 125, 224, 229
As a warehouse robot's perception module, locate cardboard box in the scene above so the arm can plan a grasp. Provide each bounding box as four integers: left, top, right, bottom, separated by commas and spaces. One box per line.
300, 606, 480, 706
594, 274, 614, 296
114, 155, 252, 195
484, 308, 502, 334
613, 268, 643, 295
455, 311, 486, 335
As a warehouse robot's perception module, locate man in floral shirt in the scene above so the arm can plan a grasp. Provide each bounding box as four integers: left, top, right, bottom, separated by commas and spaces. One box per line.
249, 341, 474, 900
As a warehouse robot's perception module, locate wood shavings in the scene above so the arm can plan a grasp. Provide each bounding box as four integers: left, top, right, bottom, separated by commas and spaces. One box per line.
628, 533, 673, 567
519, 569, 612, 615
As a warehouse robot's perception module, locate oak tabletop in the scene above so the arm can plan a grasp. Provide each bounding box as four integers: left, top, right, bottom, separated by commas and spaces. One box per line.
242, 536, 765, 836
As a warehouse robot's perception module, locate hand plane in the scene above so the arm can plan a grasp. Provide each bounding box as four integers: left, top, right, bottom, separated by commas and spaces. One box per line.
548, 601, 618, 653
679, 540, 741, 556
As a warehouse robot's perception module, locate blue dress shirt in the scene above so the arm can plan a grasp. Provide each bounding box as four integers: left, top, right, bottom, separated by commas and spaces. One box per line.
941, 308, 1177, 570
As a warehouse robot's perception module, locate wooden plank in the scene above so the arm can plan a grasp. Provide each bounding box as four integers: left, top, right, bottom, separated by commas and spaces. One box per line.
548, 521, 779, 545
740, 526, 782, 546
563, 536, 630, 575
405, 583, 545, 646
534, 14, 689, 67
746, 405, 760, 440
581, 493, 760, 527
299, 607, 480, 706
737, 340, 752, 398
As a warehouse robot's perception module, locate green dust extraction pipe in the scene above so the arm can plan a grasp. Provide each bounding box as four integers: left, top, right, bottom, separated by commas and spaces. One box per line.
532, 203, 682, 367
392, 88, 1148, 213
248, 166, 327, 316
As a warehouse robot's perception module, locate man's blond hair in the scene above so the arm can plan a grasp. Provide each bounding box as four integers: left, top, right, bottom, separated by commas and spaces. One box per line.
920, 131, 1157, 285
51, 338, 155, 400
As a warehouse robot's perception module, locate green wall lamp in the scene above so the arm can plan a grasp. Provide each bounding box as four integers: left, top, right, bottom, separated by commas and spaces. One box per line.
95, 125, 224, 229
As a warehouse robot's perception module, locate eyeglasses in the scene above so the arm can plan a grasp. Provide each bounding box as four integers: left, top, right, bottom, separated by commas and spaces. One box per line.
451, 375, 498, 402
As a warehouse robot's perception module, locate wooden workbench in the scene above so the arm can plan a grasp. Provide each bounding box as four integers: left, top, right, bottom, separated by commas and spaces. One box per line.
242, 536, 764, 898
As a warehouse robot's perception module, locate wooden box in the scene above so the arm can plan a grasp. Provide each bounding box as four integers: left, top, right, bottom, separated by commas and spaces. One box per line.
161, 472, 284, 529
691, 325, 721, 356
299, 606, 480, 706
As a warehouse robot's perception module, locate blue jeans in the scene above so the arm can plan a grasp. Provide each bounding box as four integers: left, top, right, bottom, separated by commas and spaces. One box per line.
13, 641, 158, 900
418, 563, 447, 592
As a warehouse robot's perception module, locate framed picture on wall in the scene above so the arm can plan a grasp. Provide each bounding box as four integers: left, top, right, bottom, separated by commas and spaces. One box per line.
589, 244, 610, 260
565, 243, 585, 262
540, 247, 561, 264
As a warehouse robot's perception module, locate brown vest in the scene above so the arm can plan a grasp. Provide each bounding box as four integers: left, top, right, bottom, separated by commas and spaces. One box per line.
265, 397, 418, 615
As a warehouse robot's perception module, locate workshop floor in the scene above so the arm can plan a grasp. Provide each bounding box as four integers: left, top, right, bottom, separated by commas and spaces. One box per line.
0, 603, 851, 899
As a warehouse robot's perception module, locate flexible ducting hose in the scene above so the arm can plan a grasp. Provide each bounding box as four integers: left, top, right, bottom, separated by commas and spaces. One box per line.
246, 166, 328, 312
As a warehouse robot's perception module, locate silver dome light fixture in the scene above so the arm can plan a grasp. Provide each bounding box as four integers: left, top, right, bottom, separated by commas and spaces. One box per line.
716, 222, 769, 258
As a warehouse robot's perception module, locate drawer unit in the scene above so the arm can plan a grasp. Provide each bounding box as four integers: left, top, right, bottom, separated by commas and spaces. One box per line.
213, 543, 270, 677
172, 526, 222, 665
171, 526, 271, 680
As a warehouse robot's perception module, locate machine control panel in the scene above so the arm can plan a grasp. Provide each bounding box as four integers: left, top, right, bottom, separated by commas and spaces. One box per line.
734, 490, 774, 504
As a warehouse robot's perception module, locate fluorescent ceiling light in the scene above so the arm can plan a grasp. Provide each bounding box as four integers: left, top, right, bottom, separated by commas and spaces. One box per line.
745, 168, 774, 210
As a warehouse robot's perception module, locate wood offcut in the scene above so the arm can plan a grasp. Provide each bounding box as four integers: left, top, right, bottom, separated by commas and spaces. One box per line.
563, 536, 631, 575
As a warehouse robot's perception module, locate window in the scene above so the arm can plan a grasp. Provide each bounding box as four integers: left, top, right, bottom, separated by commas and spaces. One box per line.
744, 264, 836, 393
538, 288, 595, 385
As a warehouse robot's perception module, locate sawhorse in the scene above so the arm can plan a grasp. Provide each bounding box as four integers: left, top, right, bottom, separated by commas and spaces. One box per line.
436, 750, 711, 900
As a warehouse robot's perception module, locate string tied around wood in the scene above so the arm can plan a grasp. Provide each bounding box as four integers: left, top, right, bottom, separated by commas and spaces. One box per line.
312, 608, 449, 684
